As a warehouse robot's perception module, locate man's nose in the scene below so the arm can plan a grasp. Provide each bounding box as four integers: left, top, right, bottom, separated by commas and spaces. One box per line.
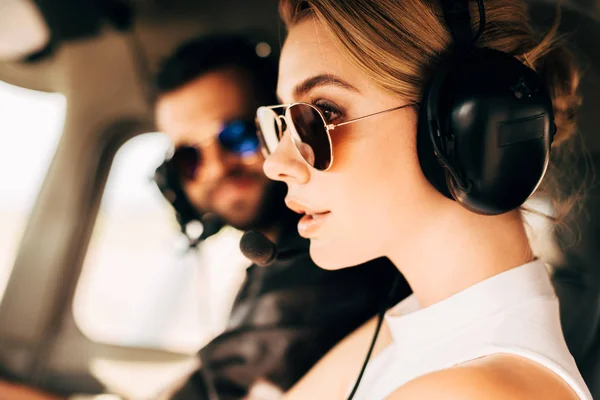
198, 142, 228, 181
263, 131, 310, 185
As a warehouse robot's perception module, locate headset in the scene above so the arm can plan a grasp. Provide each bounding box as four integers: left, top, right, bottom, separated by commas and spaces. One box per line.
154, 157, 225, 249
417, 0, 556, 216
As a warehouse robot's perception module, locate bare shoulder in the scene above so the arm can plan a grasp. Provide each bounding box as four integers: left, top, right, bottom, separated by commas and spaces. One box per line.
386, 354, 580, 400
284, 316, 393, 400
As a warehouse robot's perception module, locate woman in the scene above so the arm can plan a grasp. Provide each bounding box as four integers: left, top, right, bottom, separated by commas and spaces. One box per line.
255, 0, 592, 399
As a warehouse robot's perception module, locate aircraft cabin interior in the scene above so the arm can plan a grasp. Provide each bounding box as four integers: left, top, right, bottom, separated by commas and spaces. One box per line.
0, 0, 599, 399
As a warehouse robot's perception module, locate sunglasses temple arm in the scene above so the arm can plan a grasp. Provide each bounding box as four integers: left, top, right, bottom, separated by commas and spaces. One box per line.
329, 103, 416, 130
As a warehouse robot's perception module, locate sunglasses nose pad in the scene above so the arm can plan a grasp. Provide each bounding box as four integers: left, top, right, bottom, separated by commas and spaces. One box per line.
277, 115, 287, 137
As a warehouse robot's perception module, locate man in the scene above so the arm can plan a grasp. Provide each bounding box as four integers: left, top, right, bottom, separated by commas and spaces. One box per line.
0, 34, 410, 400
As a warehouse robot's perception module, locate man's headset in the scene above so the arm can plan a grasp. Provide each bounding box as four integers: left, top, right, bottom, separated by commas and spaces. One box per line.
242, 0, 557, 399
154, 157, 225, 249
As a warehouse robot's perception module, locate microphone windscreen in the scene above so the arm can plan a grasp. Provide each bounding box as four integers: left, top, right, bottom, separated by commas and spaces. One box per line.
239, 230, 277, 266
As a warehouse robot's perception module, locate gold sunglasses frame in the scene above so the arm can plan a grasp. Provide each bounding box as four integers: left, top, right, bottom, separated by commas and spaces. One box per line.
256, 102, 415, 171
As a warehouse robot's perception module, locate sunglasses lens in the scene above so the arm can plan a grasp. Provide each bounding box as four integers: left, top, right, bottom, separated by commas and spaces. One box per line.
218, 120, 260, 156
172, 146, 200, 181
289, 104, 331, 170
256, 107, 281, 155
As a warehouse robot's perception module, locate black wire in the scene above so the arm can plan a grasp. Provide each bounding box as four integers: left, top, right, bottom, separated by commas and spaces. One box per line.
472, 0, 486, 44
346, 275, 404, 400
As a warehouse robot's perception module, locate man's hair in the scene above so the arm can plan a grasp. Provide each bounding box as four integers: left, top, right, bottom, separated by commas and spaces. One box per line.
155, 33, 278, 102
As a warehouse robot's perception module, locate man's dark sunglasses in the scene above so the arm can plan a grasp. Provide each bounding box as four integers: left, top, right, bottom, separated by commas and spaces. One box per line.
170, 119, 260, 181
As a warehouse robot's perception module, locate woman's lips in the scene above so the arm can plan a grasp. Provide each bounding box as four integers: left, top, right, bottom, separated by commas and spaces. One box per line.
284, 198, 331, 238
298, 211, 331, 238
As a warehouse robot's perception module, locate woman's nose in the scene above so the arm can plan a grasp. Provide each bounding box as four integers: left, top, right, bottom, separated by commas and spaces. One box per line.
263, 131, 310, 185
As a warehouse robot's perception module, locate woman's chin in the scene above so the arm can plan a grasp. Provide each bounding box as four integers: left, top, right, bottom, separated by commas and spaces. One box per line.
308, 242, 365, 270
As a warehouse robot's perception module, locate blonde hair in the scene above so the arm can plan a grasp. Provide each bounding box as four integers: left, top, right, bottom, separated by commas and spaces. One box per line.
280, 0, 584, 222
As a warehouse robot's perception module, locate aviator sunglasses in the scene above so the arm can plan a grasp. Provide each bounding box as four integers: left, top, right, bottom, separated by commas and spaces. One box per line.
170, 119, 260, 181
256, 102, 415, 171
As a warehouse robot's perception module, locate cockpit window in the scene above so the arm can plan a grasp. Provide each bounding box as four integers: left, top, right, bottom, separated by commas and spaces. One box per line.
72, 132, 247, 354
0, 80, 65, 302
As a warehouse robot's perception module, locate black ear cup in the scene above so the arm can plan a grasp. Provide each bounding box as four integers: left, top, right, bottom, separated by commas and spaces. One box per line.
154, 159, 225, 247
417, 46, 556, 215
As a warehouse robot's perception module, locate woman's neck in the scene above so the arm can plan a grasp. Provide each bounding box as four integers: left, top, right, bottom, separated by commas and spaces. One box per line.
387, 205, 534, 308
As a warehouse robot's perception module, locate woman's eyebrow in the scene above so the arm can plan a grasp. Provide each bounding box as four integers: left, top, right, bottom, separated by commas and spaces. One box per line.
293, 74, 360, 98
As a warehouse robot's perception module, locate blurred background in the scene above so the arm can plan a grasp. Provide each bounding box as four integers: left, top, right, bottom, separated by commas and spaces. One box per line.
0, 0, 598, 399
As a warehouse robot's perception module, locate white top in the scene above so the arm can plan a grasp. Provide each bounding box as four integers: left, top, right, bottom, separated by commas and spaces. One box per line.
350, 260, 593, 400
